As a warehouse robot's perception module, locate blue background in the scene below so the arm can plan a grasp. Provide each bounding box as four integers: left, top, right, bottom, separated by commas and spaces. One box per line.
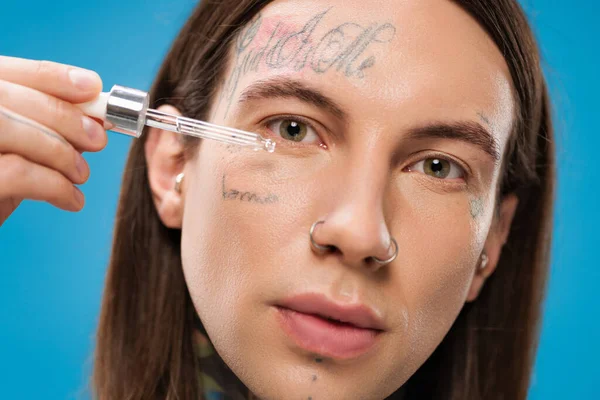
0, 1, 598, 398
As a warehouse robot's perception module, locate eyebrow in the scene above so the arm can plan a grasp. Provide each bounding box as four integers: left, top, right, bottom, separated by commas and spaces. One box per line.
405, 122, 501, 162
238, 77, 348, 120
237, 77, 501, 161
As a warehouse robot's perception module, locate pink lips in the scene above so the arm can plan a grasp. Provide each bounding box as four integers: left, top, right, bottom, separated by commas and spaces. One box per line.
275, 293, 385, 360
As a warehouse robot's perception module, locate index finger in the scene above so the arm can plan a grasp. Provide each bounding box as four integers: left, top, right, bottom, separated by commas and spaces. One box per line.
0, 56, 102, 103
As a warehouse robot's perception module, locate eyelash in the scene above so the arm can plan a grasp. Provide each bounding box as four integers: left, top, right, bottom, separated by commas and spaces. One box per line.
260, 115, 470, 184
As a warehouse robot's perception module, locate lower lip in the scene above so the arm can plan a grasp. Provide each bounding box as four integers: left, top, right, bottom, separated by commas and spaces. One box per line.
275, 306, 380, 360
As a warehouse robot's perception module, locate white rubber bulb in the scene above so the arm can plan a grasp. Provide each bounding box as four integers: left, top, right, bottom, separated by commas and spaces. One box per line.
76, 92, 113, 129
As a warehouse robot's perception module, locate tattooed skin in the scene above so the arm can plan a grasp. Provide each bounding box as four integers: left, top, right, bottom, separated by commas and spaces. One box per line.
218, 9, 397, 116
221, 175, 279, 204
470, 197, 484, 219
0, 107, 69, 145
477, 111, 491, 126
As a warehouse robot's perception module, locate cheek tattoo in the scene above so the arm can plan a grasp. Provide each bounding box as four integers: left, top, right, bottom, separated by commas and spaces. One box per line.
219, 8, 397, 116
470, 197, 484, 219
221, 174, 279, 204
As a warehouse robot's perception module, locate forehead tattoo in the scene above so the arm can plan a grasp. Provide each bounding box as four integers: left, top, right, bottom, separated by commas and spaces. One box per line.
219, 8, 397, 117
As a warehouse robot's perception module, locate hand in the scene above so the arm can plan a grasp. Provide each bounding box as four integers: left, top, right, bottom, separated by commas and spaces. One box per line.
0, 56, 107, 226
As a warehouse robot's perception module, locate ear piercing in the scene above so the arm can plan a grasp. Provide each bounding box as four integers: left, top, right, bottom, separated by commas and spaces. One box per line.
479, 252, 489, 270
174, 172, 185, 193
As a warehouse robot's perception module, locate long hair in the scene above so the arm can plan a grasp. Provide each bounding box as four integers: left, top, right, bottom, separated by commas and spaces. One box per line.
93, 1, 555, 399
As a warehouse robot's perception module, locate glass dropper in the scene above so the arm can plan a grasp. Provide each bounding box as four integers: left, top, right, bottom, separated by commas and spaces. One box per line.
76, 85, 276, 153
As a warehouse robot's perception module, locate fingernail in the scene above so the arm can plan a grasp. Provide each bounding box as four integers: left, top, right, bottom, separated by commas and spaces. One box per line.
68, 68, 100, 91
73, 187, 85, 208
82, 116, 103, 143
75, 152, 88, 180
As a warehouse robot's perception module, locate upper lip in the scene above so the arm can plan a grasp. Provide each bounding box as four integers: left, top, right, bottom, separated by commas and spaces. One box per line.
277, 293, 386, 331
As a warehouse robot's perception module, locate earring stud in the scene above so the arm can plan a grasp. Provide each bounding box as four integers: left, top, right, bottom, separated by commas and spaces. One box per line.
480, 252, 489, 270
174, 172, 185, 193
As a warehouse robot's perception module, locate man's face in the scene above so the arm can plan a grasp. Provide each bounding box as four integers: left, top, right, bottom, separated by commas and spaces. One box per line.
181, 0, 515, 398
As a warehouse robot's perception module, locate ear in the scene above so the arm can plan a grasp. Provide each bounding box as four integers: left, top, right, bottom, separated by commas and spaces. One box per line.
145, 105, 186, 229
466, 193, 519, 302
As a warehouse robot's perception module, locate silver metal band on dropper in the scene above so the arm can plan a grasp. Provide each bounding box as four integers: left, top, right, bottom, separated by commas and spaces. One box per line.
105, 85, 150, 138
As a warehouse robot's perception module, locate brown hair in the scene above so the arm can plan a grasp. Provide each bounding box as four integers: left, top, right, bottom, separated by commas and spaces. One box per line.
93, 0, 554, 399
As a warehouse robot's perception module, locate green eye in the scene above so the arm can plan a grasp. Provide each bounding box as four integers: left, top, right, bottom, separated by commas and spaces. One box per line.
278, 120, 308, 142
424, 158, 451, 178
406, 156, 465, 180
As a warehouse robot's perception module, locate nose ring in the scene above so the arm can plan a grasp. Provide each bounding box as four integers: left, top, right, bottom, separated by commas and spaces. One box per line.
309, 220, 332, 253
310, 220, 399, 266
371, 237, 399, 266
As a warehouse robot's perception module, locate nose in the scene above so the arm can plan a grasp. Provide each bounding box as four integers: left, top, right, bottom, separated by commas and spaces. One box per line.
310, 188, 397, 271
